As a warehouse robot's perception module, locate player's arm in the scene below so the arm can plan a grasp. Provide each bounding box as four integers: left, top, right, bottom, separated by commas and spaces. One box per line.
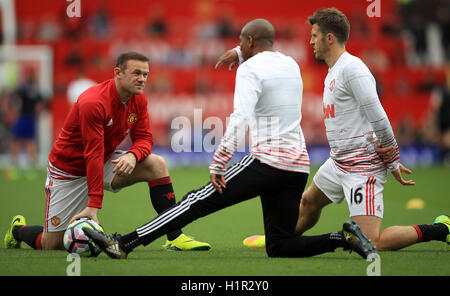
119, 96, 153, 176
215, 46, 243, 70
209, 64, 259, 192
375, 139, 397, 163
346, 68, 414, 185
346, 69, 399, 170
70, 100, 106, 223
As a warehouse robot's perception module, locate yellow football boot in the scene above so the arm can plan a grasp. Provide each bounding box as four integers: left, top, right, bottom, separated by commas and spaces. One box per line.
4, 215, 27, 248
243, 235, 266, 248
163, 233, 211, 251
433, 215, 450, 244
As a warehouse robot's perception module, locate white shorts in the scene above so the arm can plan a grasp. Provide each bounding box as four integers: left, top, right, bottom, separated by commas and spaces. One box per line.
313, 158, 386, 218
44, 151, 126, 232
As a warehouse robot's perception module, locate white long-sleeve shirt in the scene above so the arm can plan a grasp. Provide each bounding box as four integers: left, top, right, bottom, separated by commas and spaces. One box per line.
323, 52, 399, 175
209, 51, 310, 175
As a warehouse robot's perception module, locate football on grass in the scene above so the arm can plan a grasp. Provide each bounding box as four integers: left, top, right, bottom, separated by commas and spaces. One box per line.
63, 218, 104, 257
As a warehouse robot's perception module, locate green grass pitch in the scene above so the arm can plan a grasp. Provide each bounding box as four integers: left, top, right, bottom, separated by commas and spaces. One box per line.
0, 165, 449, 276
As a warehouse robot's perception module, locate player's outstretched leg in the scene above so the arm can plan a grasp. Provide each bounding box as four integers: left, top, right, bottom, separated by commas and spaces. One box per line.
342, 220, 377, 259
112, 154, 211, 251
82, 227, 127, 259
4, 215, 27, 248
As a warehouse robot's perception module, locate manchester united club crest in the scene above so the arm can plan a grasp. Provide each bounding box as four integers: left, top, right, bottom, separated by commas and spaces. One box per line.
329, 79, 335, 92
128, 113, 137, 125
50, 216, 61, 227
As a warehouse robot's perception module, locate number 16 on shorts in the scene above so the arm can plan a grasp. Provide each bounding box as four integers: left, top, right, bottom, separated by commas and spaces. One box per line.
347, 176, 384, 218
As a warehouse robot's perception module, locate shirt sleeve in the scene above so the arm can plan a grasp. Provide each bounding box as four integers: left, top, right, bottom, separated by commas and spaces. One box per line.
128, 96, 153, 162
345, 65, 400, 171
233, 46, 244, 65
78, 100, 106, 208
209, 64, 260, 174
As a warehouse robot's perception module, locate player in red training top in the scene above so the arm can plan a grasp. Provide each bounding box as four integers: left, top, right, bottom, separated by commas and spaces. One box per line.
4, 52, 211, 251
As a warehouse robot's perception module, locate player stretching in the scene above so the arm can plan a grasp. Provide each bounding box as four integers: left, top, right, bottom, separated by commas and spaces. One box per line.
4, 52, 210, 251
223, 9, 449, 249
83, 19, 376, 260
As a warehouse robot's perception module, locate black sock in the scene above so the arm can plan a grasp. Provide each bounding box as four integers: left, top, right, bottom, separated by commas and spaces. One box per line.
329, 231, 346, 248
268, 232, 344, 257
12, 225, 44, 249
120, 231, 141, 253
148, 176, 182, 241
414, 224, 448, 242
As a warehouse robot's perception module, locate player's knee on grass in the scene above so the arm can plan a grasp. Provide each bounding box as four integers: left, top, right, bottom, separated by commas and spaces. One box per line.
265, 238, 316, 258
265, 238, 285, 258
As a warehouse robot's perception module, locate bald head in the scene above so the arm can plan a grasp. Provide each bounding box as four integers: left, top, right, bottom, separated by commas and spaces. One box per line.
241, 18, 275, 47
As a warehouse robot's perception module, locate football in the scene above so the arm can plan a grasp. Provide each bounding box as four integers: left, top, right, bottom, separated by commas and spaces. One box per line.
63, 218, 104, 257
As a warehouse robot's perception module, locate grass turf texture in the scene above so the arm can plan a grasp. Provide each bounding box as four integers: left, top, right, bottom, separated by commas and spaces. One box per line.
0, 166, 449, 276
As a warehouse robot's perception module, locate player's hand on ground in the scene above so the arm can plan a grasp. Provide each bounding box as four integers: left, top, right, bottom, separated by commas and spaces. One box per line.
70, 207, 100, 224
210, 173, 226, 194
391, 163, 415, 186
215, 49, 239, 70
375, 140, 397, 163
112, 152, 137, 176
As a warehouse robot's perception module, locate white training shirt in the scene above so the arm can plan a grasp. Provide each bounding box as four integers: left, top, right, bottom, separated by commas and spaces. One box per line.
323, 51, 399, 175
209, 51, 310, 175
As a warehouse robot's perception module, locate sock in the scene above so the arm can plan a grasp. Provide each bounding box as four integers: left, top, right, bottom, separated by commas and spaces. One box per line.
268, 232, 345, 257
12, 225, 44, 249
329, 231, 346, 248
120, 231, 141, 254
413, 224, 448, 242
149, 176, 182, 241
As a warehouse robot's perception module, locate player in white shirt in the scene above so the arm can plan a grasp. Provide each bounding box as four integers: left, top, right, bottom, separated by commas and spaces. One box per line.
298, 8, 449, 250
223, 8, 449, 250
81, 19, 376, 259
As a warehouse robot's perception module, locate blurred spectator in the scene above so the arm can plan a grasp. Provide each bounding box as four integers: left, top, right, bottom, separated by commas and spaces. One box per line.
65, 43, 84, 67
37, 14, 61, 42
419, 68, 437, 93
436, 3, 450, 61
6, 73, 45, 180
396, 116, 418, 145
216, 16, 235, 38
88, 7, 111, 39
146, 6, 168, 37
401, 3, 428, 64
0, 91, 16, 154
382, 14, 403, 37
61, 9, 85, 40
436, 64, 450, 164
349, 10, 370, 38
16, 20, 37, 43
66, 68, 96, 105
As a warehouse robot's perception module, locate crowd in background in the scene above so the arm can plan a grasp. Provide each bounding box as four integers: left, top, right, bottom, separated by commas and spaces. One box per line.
1, 0, 449, 176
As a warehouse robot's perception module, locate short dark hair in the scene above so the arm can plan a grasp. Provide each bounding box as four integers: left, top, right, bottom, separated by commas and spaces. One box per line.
115, 51, 149, 71
308, 8, 350, 44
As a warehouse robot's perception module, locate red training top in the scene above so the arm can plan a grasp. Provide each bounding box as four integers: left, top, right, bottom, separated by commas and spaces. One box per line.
49, 79, 153, 208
